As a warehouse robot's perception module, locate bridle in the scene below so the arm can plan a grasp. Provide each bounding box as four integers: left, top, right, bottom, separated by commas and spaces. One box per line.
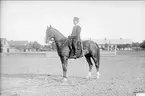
49, 28, 68, 48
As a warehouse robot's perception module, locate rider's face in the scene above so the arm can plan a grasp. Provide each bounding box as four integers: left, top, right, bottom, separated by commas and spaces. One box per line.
73, 20, 79, 25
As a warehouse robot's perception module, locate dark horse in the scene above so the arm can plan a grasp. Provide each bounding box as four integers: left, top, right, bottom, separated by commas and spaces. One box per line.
45, 25, 100, 81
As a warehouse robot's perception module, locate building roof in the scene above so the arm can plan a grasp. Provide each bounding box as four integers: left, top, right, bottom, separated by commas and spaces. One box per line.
109, 39, 124, 44
0, 38, 7, 42
0, 38, 9, 47
8, 40, 29, 46
92, 39, 132, 45
122, 39, 132, 44
92, 39, 109, 44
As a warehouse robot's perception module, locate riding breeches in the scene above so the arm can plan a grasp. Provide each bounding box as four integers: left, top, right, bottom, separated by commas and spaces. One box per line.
72, 39, 77, 54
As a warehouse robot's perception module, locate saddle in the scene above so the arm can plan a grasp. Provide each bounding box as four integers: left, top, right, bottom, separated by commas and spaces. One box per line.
68, 36, 83, 59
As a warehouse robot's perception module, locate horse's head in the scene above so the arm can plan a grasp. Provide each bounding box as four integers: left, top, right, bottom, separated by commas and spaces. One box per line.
45, 25, 67, 44
45, 25, 54, 44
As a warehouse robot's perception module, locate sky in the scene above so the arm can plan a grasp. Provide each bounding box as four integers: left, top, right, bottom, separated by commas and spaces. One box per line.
1, 1, 145, 45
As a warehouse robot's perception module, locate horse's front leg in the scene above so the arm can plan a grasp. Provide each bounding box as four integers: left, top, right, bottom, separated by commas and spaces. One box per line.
60, 56, 68, 82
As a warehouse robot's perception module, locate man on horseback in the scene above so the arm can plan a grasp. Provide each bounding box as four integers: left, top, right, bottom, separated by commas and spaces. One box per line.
69, 17, 81, 58
45, 23, 100, 81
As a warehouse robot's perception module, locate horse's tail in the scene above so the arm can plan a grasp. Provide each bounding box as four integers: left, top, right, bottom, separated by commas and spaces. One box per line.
95, 42, 100, 66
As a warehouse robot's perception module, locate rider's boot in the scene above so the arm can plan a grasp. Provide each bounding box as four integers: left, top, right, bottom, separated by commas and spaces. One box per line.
73, 46, 77, 59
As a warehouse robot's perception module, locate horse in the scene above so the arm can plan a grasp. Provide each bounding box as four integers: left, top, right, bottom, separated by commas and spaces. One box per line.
45, 25, 100, 82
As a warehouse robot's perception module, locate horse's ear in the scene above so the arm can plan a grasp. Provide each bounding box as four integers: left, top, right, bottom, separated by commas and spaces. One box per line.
50, 25, 52, 28
47, 26, 49, 29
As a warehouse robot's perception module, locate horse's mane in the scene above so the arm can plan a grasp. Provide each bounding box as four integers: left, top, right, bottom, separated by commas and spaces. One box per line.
51, 27, 67, 39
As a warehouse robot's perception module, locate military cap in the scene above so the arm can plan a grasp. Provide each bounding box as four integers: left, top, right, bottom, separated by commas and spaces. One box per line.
73, 17, 79, 21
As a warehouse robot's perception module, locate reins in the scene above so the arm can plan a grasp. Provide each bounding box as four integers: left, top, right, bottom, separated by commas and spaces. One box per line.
54, 39, 68, 48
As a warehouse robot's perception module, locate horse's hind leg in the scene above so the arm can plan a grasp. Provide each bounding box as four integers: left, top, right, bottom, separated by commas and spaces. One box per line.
92, 56, 100, 79
85, 55, 93, 79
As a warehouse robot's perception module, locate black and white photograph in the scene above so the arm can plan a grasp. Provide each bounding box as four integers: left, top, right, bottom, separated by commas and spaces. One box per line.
0, 1, 145, 96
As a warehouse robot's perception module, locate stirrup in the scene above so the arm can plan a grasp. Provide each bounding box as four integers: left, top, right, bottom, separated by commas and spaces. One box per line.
73, 53, 77, 58
73, 56, 77, 59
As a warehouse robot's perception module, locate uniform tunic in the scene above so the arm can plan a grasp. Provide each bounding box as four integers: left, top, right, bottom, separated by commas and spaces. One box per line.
71, 25, 81, 41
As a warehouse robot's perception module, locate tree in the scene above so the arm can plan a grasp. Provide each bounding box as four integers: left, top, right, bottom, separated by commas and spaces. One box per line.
132, 42, 140, 47
140, 40, 145, 49
104, 43, 108, 50
40, 45, 51, 51
14, 44, 27, 51
32, 41, 41, 51
26, 41, 41, 51
0, 43, 2, 52
132, 42, 141, 51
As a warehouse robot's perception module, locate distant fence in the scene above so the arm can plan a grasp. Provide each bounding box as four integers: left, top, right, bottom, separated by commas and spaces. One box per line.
100, 50, 116, 56
2, 52, 55, 58
2, 50, 116, 57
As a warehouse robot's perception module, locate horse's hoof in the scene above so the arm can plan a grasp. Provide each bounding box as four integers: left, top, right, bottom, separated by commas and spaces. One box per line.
62, 78, 68, 82
86, 72, 91, 79
97, 72, 100, 79
86, 75, 91, 79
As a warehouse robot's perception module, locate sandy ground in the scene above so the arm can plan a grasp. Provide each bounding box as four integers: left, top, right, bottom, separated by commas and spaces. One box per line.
1, 51, 145, 96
